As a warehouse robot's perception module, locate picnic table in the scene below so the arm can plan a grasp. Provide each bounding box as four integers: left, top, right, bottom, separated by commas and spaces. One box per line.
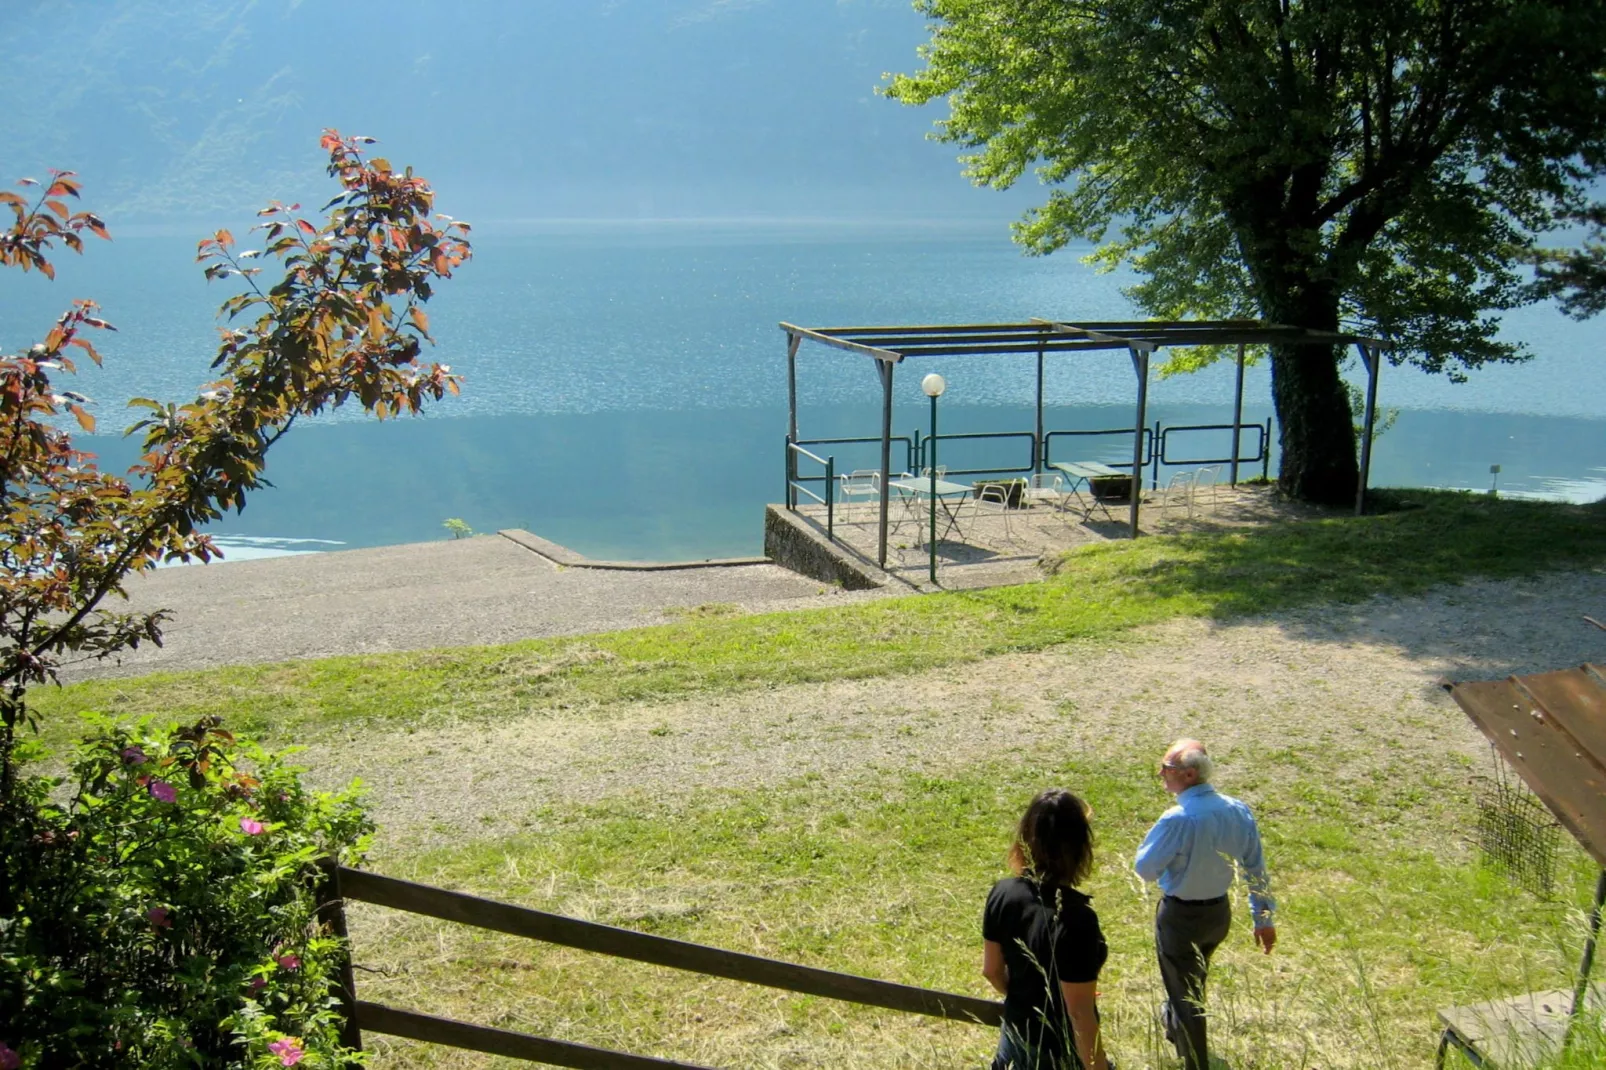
1048, 461, 1128, 522
890, 477, 975, 546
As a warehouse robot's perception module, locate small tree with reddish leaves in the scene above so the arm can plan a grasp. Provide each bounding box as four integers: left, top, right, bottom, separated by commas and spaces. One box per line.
0, 131, 470, 811
0, 132, 470, 1067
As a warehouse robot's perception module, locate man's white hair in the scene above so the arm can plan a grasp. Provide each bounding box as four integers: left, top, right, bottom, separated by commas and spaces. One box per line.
1174, 744, 1214, 783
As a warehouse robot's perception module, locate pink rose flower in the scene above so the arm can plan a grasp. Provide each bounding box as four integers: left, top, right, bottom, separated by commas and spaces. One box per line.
147, 906, 172, 929
247, 975, 267, 994
276, 953, 301, 971
268, 1037, 304, 1066
239, 816, 265, 836
147, 780, 176, 803
0, 1041, 20, 1069
120, 745, 147, 764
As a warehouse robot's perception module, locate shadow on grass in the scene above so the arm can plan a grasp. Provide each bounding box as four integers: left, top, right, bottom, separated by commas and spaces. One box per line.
989, 489, 1606, 675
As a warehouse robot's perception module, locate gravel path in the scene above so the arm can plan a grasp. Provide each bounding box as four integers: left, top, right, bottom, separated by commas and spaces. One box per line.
295, 566, 1606, 855
66, 534, 889, 681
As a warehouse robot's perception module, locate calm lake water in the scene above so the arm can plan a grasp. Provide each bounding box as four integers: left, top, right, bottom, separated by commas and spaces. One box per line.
4, 222, 1603, 561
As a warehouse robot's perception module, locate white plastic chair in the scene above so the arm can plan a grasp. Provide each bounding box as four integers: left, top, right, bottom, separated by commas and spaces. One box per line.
1193, 465, 1223, 513
1022, 471, 1069, 514
838, 470, 880, 523
973, 482, 1016, 543
1160, 470, 1196, 521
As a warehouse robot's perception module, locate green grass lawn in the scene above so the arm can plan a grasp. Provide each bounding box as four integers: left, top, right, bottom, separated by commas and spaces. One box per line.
31, 491, 1606, 754
350, 753, 1604, 1069
23, 490, 1606, 1068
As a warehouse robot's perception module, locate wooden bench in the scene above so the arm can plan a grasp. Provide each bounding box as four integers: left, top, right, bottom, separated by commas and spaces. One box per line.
1437, 983, 1605, 1067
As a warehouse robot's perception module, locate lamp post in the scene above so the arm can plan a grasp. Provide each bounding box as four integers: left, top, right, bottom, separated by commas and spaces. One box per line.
921, 373, 946, 584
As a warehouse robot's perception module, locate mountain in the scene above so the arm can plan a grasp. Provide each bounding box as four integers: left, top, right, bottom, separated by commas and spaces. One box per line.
0, 0, 1037, 225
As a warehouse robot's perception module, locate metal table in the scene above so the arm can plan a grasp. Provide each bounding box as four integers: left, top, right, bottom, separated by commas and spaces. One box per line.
890, 478, 974, 546
1048, 461, 1126, 523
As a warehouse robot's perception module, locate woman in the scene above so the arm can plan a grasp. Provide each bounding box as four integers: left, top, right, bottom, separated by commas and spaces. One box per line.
982, 788, 1109, 1070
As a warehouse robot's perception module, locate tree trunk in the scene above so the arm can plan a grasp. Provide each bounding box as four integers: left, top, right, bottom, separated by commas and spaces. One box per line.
1254, 265, 1359, 504
1268, 340, 1358, 504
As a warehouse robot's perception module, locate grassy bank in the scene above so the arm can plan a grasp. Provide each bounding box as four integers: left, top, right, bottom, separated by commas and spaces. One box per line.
20, 491, 1606, 1067
350, 751, 1602, 1069
32, 492, 1606, 750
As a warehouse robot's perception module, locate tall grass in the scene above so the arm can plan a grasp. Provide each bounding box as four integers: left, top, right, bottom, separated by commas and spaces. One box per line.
344, 754, 1602, 1069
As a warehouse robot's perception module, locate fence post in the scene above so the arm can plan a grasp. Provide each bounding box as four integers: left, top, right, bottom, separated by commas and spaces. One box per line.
826, 456, 835, 541
784, 437, 795, 510
1263, 419, 1272, 481
1151, 420, 1162, 490
316, 859, 363, 1058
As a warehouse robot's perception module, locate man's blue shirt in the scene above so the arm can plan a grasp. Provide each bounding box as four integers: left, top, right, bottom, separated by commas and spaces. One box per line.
1134, 783, 1274, 928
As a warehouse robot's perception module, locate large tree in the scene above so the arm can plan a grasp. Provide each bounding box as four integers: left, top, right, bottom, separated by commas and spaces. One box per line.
886, 0, 1606, 503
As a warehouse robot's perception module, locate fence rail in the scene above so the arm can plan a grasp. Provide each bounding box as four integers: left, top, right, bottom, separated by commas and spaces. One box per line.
784, 441, 835, 539
914, 430, 1037, 477
1043, 427, 1154, 469
791, 434, 915, 477
323, 864, 1001, 1068
353, 1002, 714, 1070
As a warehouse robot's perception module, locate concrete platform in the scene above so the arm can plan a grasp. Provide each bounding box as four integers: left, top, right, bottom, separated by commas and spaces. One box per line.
61, 532, 885, 682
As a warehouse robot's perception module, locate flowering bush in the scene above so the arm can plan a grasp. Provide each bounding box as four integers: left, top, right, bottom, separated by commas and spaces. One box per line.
0, 133, 467, 1068
0, 717, 371, 1068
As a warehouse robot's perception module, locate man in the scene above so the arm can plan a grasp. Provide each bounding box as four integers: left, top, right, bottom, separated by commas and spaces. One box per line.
1134, 739, 1275, 1070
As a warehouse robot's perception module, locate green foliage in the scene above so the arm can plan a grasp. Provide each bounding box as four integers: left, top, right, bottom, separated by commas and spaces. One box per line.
0, 716, 371, 1068
884, 1, 1606, 498
442, 518, 473, 540
1531, 202, 1606, 320
0, 133, 467, 1068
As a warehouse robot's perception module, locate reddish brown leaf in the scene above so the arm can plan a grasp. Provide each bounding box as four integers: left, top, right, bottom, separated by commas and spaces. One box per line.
70, 404, 95, 432
71, 338, 103, 366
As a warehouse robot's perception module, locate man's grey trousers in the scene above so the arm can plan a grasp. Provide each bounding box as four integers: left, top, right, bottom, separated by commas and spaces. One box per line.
1156, 895, 1232, 1070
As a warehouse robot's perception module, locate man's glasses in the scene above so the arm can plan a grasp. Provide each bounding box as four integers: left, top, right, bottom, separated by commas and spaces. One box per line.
1158, 761, 1184, 774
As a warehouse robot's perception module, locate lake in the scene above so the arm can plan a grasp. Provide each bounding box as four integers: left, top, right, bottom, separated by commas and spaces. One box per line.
4, 221, 1602, 561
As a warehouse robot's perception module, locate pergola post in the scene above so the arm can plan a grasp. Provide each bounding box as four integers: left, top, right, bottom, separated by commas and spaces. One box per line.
786, 332, 800, 445
1129, 346, 1150, 537
1230, 342, 1246, 486
877, 357, 895, 568
1035, 344, 1045, 473
786, 332, 800, 508
1355, 343, 1380, 516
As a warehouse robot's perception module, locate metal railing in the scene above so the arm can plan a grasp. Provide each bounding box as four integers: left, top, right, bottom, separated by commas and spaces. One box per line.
791, 435, 915, 476
784, 440, 835, 540
317, 864, 999, 1069
1042, 427, 1154, 470
1151, 419, 1271, 488
783, 421, 1273, 507
913, 430, 1037, 477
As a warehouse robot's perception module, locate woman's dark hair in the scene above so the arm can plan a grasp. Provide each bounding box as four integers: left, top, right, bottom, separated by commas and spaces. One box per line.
1007, 788, 1094, 890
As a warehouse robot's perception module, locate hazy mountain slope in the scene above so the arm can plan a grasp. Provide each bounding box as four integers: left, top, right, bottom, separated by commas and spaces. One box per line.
0, 0, 1023, 223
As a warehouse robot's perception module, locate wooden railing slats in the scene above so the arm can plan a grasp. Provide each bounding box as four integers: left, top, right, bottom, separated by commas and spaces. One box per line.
353, 1001, 718, 1070
338, 866, 1002, 1026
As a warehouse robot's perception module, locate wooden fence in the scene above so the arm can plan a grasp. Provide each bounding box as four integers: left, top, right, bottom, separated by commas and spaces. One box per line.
318, 863, 1002, 1068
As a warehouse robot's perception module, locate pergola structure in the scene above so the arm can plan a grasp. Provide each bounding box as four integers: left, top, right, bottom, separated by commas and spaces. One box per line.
780, 319, 1390, 568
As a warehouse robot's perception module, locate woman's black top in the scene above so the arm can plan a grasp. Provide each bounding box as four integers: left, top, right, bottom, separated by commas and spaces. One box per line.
983, 876, 1107, 1069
